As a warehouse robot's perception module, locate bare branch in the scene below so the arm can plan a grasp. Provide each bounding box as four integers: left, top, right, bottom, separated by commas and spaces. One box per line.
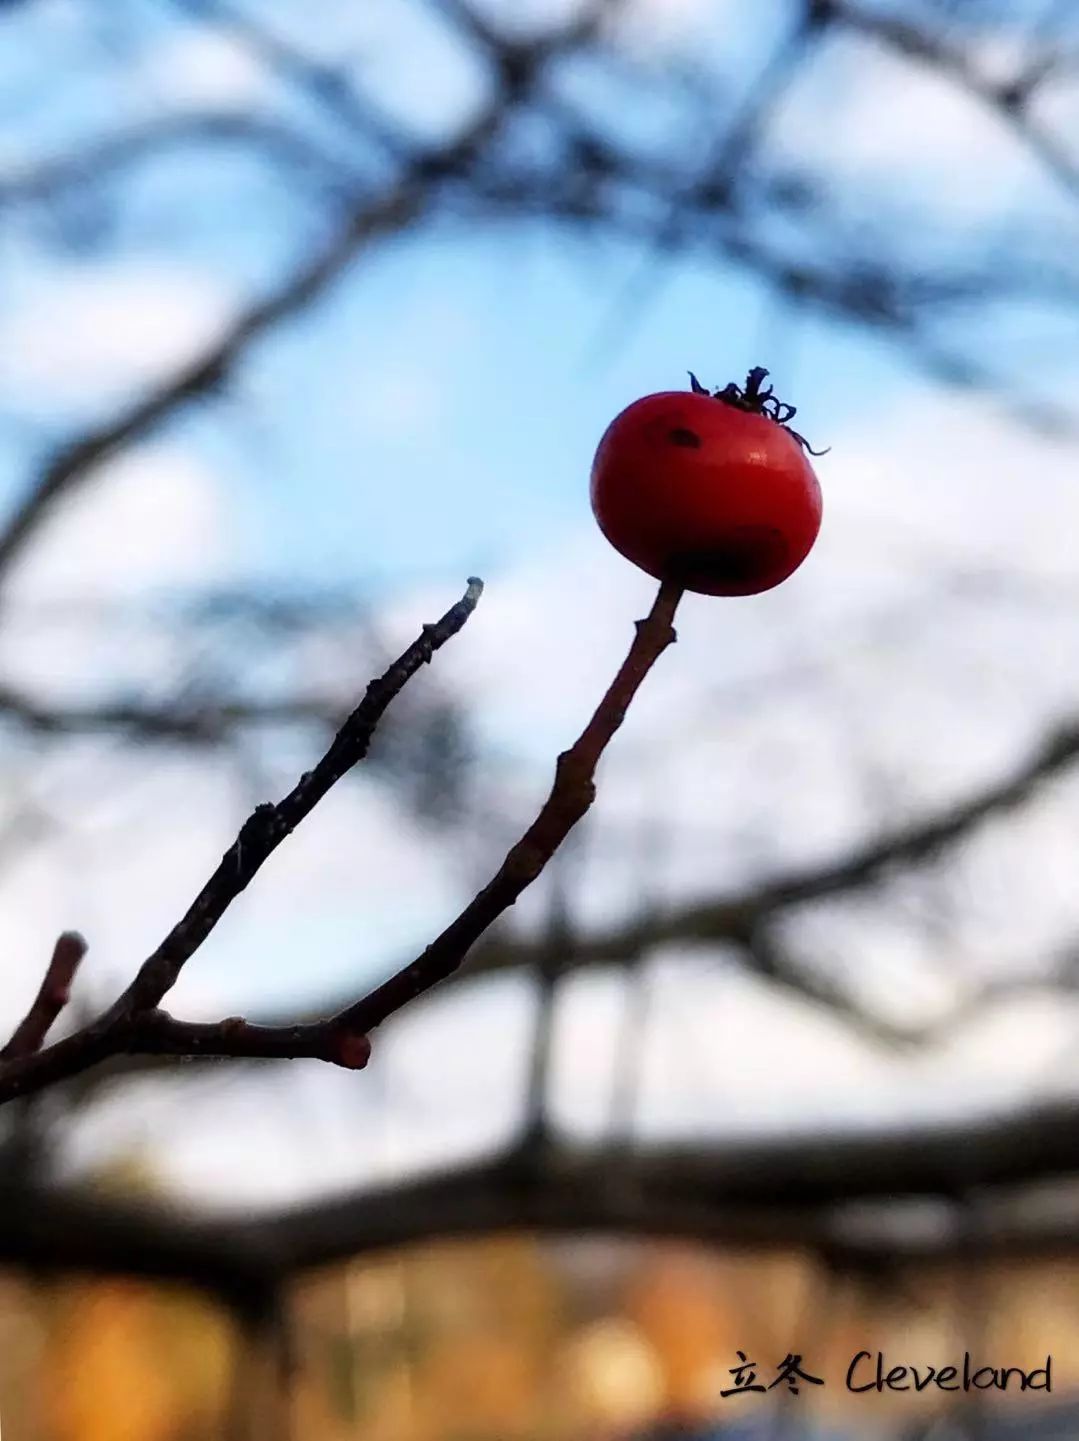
0, 574, 678, 1103
0, 578, 484, 1103
0, 180, 423, 588
242, 1104, 1079, 1268
135, 1011, 373, 1071
117, 580, 484, 1016
74, 698, 1078, 1092
827, 0, 1079, 201
0, 1184, 280, 1313
329, 577, 682, 1035
10, 1096, 1079, 1299
0, 682, 346, 741
158, 0, 409, 158
0, 573, 682, 1100
0, 2, 612, 590
0, 113, 355, 212
0, 931, 87, 1061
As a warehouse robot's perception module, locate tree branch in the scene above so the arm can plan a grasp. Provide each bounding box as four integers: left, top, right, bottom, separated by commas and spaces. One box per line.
0, 113, 356, 212
0, 578, 484, 1103
68, 698, 1079, 1100
159, 0, 409, 159
0, 178, 425, 588
207, 711, 1078, 1048
0, 1, 613, 591
11, 1097, 1079, 1301
0, 575, 680, 1103
0, 682, 346, 741
826, 0, 1079, 201
0, 931, 87, 1061
206, 1095, 1079, 1269
328, 576, 682, 1034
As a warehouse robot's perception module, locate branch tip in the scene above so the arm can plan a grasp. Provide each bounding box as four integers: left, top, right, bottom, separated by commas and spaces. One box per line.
0, 578, 485, 1103
1, 929, 89, 1062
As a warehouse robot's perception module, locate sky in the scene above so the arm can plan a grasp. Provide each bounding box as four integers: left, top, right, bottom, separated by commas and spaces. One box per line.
1, 0, 1079, 1207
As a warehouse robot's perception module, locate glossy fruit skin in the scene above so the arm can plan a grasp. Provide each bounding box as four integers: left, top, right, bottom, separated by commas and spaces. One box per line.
590, 390, 822, 596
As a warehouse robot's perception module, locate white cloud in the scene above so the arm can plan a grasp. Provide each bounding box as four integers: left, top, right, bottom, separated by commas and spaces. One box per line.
771, 32, 1036, 216
22, 387, 1079, 1206
109, 949, 1079, 1210
383, 388, 1079, 967
3, 444, 234, 610
0, 438, 245, 750
614, 0, 721, 45
0, 264, 233, 409
0, 739, 467, 1062
133, 27, 267, 112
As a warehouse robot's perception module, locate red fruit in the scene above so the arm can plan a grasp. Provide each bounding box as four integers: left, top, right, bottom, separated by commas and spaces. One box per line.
590, 368, 823, 596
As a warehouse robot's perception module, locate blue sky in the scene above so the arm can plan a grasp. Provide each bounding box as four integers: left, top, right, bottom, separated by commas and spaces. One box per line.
4, 0, 1079, 1200
4, 0, 1074, 602
0, 0, 993, 598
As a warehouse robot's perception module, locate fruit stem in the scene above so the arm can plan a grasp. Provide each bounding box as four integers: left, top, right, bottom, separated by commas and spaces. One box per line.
656, 575, 685, 620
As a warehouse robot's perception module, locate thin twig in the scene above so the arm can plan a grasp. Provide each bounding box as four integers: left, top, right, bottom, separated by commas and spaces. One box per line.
113, 576, 485, 1017
0, 576, 680, 1103
208, 708, 1079, 1054
826, 0, 1079, 200
159, 0, 408, 159
0, 2, 609, 593
0, 579, 484, 1103
1, 931, 87, 1061
0, 114, 354, 211
0, 176, 426, 587
331, 577, 682, 1034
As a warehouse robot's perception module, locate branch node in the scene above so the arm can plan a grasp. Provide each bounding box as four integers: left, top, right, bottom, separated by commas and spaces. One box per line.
329, 1029, 372, 1070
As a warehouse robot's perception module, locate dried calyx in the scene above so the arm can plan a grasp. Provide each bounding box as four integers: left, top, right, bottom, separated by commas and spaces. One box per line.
688, 366, 829, 456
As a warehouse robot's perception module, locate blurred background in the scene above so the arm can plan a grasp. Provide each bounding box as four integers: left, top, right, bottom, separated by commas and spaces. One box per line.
1, 0, 1079, 1436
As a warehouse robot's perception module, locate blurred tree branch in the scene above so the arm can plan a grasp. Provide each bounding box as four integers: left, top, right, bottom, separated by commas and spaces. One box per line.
4, 0, 1079, 593
0, 0, 1076, 1302
181, 709, 1079, 1051
0, 0, 617, 589
0, 679, 348, 741
826, 0, 1079, 198
8, 1096, 1079, 1304
34, 698, 1079, 1106
0, 113, 359, 212
158, 0, 410, 158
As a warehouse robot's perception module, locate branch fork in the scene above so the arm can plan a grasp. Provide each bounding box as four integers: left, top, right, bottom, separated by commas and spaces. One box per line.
0, 575, 681, 1105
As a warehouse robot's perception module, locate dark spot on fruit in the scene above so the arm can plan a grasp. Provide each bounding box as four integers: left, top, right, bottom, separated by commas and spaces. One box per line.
668, 427, 701, 448
667, 525, 790, 596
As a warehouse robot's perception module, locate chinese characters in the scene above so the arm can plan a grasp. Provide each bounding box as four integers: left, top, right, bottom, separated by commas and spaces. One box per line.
721, 1352, 825, 1398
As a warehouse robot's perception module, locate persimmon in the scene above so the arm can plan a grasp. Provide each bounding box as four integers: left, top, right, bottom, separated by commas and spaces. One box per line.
590, 367, 823, 596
